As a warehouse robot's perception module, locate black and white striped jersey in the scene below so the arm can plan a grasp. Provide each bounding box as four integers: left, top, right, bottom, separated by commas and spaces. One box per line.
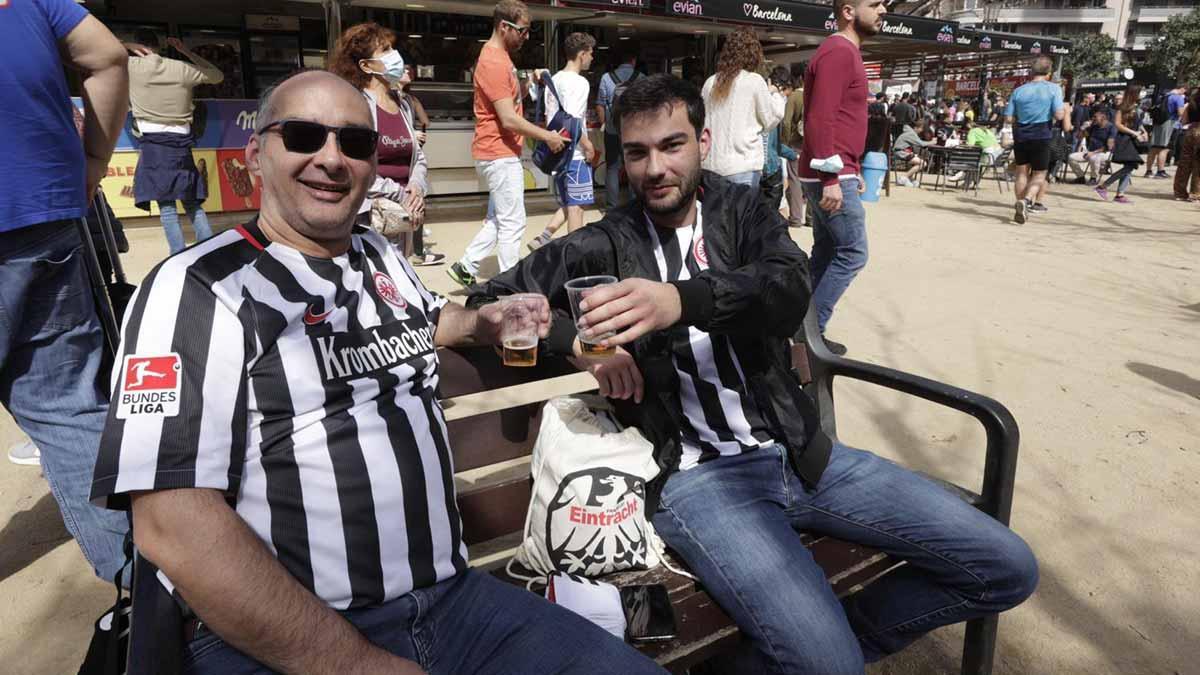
644, 209, 774, 470
91, 220, 467, 609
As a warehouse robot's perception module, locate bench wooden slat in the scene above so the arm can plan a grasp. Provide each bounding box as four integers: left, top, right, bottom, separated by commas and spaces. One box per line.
458, 477, 532, 545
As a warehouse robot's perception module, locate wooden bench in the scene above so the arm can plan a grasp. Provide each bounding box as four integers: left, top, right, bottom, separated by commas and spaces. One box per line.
439, 305, 1020, 675
124, 308, 1019, 675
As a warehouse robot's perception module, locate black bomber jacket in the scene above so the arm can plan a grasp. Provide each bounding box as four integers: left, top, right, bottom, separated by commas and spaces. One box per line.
467, 172, 832, 513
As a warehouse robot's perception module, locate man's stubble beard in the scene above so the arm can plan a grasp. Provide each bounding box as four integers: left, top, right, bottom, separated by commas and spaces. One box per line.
638, 160, 702, 217
856, 15, 880, 38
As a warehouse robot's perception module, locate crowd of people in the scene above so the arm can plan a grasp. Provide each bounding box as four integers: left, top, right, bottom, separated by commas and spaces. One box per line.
871, 69, 1199, 219
16, 0, 1200, 671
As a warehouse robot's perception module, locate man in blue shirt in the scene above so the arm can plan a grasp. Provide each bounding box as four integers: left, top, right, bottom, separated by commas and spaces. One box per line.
1004, 56, 1064, 224
594, 46, 639, 210
1068, 109, 1117, 185
0, 0, 132, 582
1166, 85, 1188, 168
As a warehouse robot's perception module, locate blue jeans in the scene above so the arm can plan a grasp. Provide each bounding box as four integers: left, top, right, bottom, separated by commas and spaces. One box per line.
652, 443, 1038, 674
803, 179, 868, 333
725, 170, 762, 190
184, 568, 665, 674
158, 199, 213, 255
0, 221, 130, 582
1101, 164, 1134, 194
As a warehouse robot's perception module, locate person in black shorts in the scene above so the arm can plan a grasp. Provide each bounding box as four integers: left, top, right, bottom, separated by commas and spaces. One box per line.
1003, 57, 1064, 224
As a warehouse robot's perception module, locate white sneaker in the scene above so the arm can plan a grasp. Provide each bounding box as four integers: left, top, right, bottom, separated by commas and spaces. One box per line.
895, 176, 912, 187
7, 439, 40, 466
947, 171, 966, 182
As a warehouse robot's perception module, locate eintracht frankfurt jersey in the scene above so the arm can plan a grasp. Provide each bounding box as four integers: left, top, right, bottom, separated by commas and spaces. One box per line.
92, 220, 467, 609
644, 208, 774, 470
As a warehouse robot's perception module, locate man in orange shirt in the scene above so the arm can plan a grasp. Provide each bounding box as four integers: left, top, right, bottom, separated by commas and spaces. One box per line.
448, 0, 565, 287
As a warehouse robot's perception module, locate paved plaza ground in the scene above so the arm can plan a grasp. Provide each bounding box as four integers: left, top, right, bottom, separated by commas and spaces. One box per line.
2, 174, 1197, 674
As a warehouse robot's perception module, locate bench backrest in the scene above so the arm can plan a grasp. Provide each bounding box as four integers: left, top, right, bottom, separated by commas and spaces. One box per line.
444, 308, 829, 547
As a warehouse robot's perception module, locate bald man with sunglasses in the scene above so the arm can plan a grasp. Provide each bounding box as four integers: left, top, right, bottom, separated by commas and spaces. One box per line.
91, 69, 663, 675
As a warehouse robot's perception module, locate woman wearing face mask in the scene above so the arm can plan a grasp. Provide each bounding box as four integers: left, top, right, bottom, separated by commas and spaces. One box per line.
330, 23, 445, 265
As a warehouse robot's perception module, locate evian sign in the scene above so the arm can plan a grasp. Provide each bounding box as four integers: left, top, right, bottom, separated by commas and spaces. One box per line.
1001, 39, 1023, 50
741, 3, 793, 23
824, 11, 837, 32
1050, 44, 1069, 55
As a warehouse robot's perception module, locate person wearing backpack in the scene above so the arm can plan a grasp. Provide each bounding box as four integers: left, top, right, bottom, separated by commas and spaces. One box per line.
528, 32, 598, 251
596, 47, 640, 210
1146, 87, 1181, 179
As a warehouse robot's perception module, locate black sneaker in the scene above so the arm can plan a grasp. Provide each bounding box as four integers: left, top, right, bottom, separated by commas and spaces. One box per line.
446, 262, 476, 287
412, 251, 446, 267
822, 335, 848, 356
1154, 171, 1170, 179
1086, 178, 1099, 186
1071, 176, 1087, 185
1014, 200, 1027, 224
1029, 202, 1049, 213
1143, 170, 1154, 178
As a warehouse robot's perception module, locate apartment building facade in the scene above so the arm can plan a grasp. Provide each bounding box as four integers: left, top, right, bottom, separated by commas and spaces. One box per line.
937, 0, 1197, 60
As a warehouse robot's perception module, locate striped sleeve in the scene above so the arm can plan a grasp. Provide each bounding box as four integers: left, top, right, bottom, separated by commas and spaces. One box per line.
91, 242, 251, 510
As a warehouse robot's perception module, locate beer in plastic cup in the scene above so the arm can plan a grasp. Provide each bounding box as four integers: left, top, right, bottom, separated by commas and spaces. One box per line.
500, 294, 542, 367
565, 275, 617, 357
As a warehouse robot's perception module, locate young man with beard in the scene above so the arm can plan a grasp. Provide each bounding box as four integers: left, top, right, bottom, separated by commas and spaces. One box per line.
448, 0, 565, 287
470, 74, 1038, 675
797, 0, 887, 356
91, 69, 663, 675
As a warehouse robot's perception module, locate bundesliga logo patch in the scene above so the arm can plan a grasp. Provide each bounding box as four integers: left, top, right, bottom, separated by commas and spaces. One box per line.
116, 354, 181, 419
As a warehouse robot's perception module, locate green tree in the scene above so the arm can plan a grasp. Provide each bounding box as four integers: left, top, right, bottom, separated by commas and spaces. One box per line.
1061, 32, 1117, 81
1145, 7, 1200, 82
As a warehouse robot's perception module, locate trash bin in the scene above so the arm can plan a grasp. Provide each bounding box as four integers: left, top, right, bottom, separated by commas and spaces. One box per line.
861, 151, 887, 202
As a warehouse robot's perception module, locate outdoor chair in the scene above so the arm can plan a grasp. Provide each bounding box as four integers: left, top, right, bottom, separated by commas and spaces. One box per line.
890, 151, 923, 188
982, 147, 1013, 194
932, 145, 983, 195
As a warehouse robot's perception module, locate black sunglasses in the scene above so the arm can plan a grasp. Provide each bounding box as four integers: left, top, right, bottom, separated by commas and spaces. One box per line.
258, 120, 379, 160
501, 19, 530, 36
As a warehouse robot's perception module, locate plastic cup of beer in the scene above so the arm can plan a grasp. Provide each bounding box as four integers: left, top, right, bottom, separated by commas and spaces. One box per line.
565, 275, 617, 357
500, 294, 541, 367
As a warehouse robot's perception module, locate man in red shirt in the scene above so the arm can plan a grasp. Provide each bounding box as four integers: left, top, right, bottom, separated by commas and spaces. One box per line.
797, 0, 886, 355
448, 0, 565, 287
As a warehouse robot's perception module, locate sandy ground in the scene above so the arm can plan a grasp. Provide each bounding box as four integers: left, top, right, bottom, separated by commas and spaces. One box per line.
2, 174, 1197, 675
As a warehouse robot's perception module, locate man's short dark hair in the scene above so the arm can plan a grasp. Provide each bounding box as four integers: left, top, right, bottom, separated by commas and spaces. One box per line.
1031, 56, 1053, 76
875, 92, 886, 101
768, 65, 791, 90
563, 32, 596, 62
493, 0, 529, 28
616, 73, 704, 140
134, 28, 160, 49
790, 61, 806, 81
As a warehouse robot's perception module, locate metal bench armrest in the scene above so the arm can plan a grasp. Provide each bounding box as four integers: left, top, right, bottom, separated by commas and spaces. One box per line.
802, 308, 1019, 526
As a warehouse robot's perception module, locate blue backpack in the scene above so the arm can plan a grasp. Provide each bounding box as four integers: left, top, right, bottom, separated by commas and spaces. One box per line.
532, 71, 582, 176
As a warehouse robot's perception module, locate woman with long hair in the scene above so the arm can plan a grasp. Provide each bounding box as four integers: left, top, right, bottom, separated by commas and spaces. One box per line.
1172, 87, 1200, 203
701, 27, 785, 188
329, 23, 445, 265
1096, 83, 1147, 205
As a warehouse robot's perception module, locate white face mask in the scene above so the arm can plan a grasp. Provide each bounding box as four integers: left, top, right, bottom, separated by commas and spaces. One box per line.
369, 49, 405, 86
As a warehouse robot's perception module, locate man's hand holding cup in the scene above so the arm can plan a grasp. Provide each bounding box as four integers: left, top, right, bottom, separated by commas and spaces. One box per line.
575, 278, 683, 349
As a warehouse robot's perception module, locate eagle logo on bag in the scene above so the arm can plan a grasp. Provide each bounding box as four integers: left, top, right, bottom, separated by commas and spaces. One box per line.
545, 468, 650, 577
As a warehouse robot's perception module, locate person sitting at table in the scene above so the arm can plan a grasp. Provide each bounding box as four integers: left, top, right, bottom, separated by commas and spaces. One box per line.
967, 118, 1004, 163
892, 118, 931, 186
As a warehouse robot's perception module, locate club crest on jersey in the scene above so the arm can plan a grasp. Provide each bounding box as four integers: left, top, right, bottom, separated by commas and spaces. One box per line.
373, 271, 408, 311
116, 354, 181, 419
693, 237, 709, 268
